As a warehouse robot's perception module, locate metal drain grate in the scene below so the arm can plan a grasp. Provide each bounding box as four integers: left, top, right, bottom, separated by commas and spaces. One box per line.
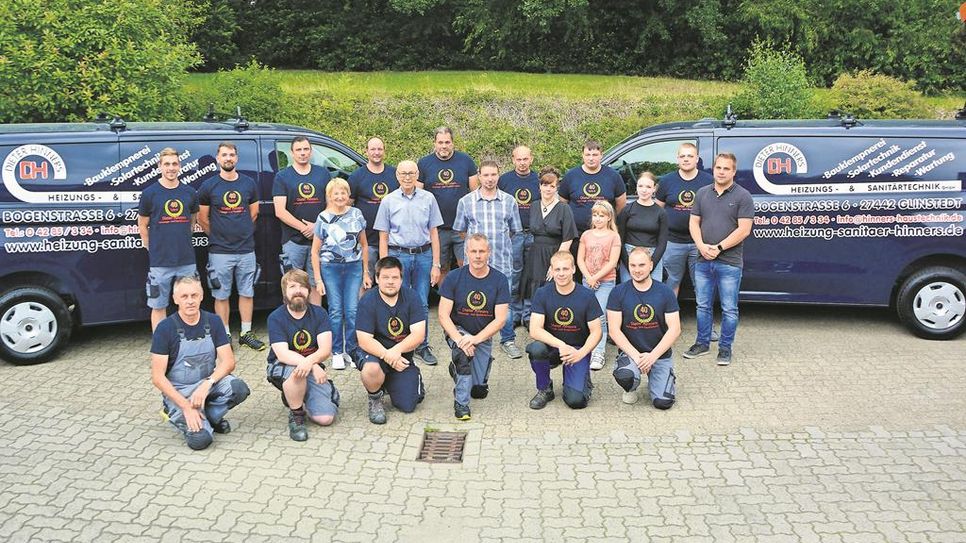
417, 431, 467, 463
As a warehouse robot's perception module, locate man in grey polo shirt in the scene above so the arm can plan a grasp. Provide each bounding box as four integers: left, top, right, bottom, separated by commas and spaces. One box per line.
374, 160, 444, 365
683, 152, 754, 366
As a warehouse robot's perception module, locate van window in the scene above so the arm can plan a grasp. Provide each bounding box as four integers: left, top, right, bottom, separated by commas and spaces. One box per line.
608, 139, 696, 195
274, 141, 358, 179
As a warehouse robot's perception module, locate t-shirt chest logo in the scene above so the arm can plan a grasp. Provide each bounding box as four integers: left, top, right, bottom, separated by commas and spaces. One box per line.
387, 316, 406, 338
466, 291, 487, 311
515, 188, 532, 206
222, 190, 243, 209
292, 329, 313, 353
553, 307, 575, 326
633, 303, 655, 324
372, 182, 390, 199
297, 183, 316, 200
677, 190, 696, 208
582, 183, 602, 198
436, 169, 455, 185
164, 199, 184, 218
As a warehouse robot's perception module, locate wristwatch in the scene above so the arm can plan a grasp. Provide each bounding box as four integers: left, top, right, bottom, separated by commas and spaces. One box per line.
717, 244, 724, 252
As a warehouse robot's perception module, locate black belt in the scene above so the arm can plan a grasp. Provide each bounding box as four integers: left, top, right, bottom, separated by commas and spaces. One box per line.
389, 243, 432, 254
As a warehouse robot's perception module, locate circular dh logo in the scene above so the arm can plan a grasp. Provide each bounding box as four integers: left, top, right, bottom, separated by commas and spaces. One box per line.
298, 183, 315, 199
293, 329, 312, 352
633, 303, 654, 324
582, 183, 601, 198
437, 169, 455, 184
164, 199, 184, 218
387, 316, 405, 337
466, 291, 487, 311
515, 188, 532, 205
372, 182, 390, 199
223, 190, 242, 208
553, 307, 574, 326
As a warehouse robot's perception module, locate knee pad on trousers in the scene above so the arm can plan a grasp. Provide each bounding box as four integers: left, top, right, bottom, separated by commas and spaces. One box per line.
525, 341, 553, 361
228, 379, 251, 408
185, 430, 213, 451
653, 398, 674, 410
562, 386, 589, 409
613, 365, 639, 393
470, 384, 489, 399
452, 350, 472, 375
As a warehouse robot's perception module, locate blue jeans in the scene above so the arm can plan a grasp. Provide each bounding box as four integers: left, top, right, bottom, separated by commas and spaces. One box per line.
321, 260, 362, 357
619, 244, 663, 283
694, 260, 742, 349
663, 241, 698, 292
509, 231, 533, 326
583, 279, 615, 360
389, 249, 433, 349
498, 266, 516, 344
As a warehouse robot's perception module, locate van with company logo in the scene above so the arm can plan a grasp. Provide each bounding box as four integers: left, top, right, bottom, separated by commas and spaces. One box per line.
0, 117, 364, 364
603, 109, 966, 340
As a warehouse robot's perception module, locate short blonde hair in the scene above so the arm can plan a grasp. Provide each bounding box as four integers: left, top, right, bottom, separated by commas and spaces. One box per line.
325, 178, 350, 200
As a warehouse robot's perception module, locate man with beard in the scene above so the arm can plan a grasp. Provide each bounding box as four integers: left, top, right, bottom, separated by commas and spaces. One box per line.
151, 276, 250, 450
348, 137, 397, 281
198, 142, 266, 351
355, 257, 427, 424
607, 248, 681, 408
273, 136, 331, 306
526, 251, 603, 410
438, 234, 510, 420
266, 269, 338, 442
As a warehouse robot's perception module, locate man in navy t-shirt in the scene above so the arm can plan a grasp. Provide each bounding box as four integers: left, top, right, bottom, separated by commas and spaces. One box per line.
417, 126, 478, 276
559, 139, 627, 232
526, 251, 603, 410
138, 147, 200, 331
498, 145, 539, 331
272, 136, 331, 306
438, 234, 510, 420
348, 137, 397, 280
355, 257, 428, 424
606, 248, 681, 409
266, 269, 339, 441
198, 142, 266, 351
150, 276, 250, 450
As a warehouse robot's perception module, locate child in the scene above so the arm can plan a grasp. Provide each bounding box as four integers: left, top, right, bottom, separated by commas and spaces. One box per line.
577, 201, 621, 370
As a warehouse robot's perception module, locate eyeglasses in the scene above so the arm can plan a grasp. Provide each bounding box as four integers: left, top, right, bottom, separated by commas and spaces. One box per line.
398, 171, 418, 177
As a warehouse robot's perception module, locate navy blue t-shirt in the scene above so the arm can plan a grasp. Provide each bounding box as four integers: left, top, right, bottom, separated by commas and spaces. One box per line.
356, 286, 427, 361
439, 266, 510, 335
560, 166, 626, 231
530, 282, 603, 348
606, 280, 679, 358
498, 170, 540, 230
655, 170, 713, 243
198, 174, 259, 254
272, 165, 330, 246
138, 181, 199, 267
150, 311, 229, 372
417, 151, 478, 226
266, 304, 331, 364
348, 164, 398, 247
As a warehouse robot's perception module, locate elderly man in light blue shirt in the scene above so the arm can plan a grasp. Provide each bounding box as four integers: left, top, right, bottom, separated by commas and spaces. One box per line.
374, 159, 444, 365
453, 159, 523, 359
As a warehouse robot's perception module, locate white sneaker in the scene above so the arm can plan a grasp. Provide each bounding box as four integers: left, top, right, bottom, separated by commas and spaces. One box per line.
342, 352, 354, 370
331, 353, 346, 370
589, 354, 605, 371
622, 389, 639, 405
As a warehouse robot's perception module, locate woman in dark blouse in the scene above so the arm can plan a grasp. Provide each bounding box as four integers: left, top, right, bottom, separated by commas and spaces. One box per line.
521, 166, 579, 301
617, 172, 668, 282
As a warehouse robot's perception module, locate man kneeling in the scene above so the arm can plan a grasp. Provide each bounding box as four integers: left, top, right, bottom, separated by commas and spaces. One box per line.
607, 248, 681, 408
267, 269, 339, 441
526, 251, 602, 410
151, 276, 250, 450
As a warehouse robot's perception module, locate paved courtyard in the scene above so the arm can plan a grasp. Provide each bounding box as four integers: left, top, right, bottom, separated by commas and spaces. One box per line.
1, 302, 963, 542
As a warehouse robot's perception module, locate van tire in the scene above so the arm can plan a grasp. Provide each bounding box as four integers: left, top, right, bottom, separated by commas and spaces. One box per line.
0, 287, 72, 365
897, 266, 966, 340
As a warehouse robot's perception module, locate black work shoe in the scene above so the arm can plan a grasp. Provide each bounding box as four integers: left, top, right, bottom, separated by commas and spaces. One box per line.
470, 384, 489, 399
239, 331, 267, 351
415, 346, 438, 365
682, 343, 710, 359
716, 347, 733, 366
454, 402, 471, 421
212, 418, 231, 434
529, 386, 555, 410
368, 391, 387, 425
288, 409, 308, 441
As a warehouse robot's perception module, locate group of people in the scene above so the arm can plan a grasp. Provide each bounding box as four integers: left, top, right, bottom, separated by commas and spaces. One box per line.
143, 130, 754, 450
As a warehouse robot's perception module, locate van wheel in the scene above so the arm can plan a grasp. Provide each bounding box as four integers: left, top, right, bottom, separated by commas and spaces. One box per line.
0, 287, 72, 365
897, 266, 966, 340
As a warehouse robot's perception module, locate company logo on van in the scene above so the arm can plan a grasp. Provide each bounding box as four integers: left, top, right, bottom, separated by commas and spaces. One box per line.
754, 143, 809, 191
2, 144, 67, 184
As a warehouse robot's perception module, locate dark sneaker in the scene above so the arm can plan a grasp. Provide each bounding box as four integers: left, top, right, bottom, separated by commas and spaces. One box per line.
470, 384, 489, 399
529, 386, 555, 410
368, 391, 387, 425
454, 402, 471, 421
239, 331, 267, 351
501, 341, 523, 359
288, 409, 308, 441
682, 343, 710, 359
212, 418, 232, 434
716, 348, 732, 366
415, 346, 438, 366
